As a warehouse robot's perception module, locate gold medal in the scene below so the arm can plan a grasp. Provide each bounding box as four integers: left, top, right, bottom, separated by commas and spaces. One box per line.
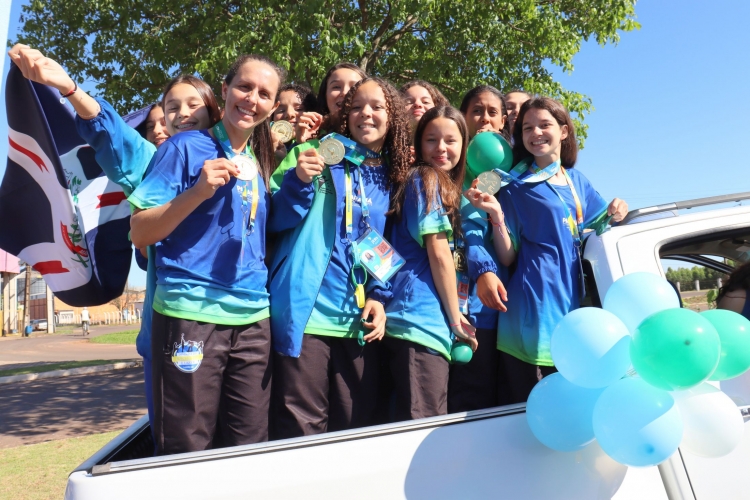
319, 138, 346, 165
355, 283, 366, 308
271, 120, 294, 144
453, 248, 468, 273
232, 155, 258, 181
476, 170, 502, 195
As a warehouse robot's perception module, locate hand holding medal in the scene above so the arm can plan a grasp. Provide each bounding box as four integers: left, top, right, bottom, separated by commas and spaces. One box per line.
464, 178, 504, 216
295, 112, 324, 143
196, 158, 239, 199
466, 132, 513, 195
271, 120, 295, 144
231, 154, 258, 181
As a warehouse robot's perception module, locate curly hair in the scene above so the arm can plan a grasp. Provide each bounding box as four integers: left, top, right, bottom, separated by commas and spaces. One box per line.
337, 77, 411, 187
276, 83, 317, 112
717, 261, 750, 303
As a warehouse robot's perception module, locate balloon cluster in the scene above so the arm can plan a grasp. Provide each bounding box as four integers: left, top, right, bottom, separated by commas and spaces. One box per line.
527, 272, 750, 467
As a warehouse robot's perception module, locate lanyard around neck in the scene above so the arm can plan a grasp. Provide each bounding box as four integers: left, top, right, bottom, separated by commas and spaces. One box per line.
211, 121, 260, 230
345, 162, 370, 240
546, 167, 584, 243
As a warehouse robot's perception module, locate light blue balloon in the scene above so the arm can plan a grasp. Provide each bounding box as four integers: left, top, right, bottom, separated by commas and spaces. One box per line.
527, 373, 605, 452
593, 377, 683, 467
551, 308, 632, 388
603, 272, 680, 334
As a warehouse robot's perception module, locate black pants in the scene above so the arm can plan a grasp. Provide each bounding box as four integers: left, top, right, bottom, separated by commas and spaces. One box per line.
151, 312, 272, 455
448, 327, 499, 413
272, 334, 380, 439
497, 350, 557, 405
382, 336, 449, 421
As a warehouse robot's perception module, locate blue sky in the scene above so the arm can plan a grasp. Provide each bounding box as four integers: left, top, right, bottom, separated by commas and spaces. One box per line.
2, 1, 749, 286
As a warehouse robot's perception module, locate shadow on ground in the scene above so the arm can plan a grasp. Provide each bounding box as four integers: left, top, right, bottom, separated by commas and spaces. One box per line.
0, 367, 146, 448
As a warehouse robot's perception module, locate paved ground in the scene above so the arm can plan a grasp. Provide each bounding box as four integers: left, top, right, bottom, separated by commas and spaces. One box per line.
0, 325, 139, 369
0, 367, 146, 448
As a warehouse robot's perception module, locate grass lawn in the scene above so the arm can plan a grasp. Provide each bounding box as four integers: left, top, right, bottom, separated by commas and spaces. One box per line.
0, 431, 120, 500
89, 330, 139, 345
0, 359, 137, 378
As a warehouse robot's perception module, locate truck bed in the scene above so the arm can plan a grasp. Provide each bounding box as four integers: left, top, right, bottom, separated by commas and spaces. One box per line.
65, 404, 671, 499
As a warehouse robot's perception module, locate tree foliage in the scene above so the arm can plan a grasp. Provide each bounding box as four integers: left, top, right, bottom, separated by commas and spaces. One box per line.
15, 0, 639, 143
665, 266, 728, 291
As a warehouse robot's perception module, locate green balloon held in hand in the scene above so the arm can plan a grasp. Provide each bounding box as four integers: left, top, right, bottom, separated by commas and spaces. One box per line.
701, 309, 750, 381
466, 132, 513, 180
630, 308, 721, 391
451, 342, 473, 365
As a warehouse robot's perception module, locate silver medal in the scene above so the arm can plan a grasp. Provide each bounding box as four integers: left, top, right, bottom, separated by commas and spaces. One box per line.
232, 155, 258, 181
319, 138, 346, 165
271, 120, 295, 144
476, 171, 502, 195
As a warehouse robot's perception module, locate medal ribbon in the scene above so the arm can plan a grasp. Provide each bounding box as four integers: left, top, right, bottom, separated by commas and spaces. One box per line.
490, 158, 561, 187
346, 163, 369, 281
321, 132, 381, 166
212, 121, 260, 230
545, 167, 587, 298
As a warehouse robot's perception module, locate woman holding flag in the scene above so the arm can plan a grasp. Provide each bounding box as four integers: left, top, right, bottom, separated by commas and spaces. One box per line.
7, 43, 221, 450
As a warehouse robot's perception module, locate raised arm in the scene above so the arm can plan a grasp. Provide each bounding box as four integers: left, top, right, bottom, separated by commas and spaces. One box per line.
9, 44, 101, 119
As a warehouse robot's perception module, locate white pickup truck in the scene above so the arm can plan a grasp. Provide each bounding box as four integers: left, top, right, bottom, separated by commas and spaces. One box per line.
65, 192, 750, 500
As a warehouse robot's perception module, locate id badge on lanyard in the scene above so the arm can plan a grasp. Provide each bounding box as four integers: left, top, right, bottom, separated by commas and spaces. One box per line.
546, 169, 587, 300
450, 237, 470, 315
345, 163, 403, 309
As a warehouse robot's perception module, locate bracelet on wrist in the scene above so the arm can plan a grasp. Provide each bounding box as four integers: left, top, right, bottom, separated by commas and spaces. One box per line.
60, 81, 77, 98
489, 216, 505, 228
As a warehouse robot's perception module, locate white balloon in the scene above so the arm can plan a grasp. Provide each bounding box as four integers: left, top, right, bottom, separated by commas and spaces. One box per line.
673, 383, 745, 458
602, 272, 680, 334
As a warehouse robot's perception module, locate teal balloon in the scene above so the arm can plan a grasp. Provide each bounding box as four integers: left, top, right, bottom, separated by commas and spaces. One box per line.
451, 342, 473, 365
603, 272, 680, 334
701, 309, 750, 381
551, 308, 631, 388
466, 132, 513, 179
631, 309, 720, 391
526, 373, 604, 452
593, 377, 683, 467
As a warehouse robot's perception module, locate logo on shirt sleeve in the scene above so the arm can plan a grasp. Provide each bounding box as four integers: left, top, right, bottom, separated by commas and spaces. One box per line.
171, 334, 204, 373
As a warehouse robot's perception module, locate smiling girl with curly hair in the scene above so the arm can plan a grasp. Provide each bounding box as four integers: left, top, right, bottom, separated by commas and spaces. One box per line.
269, 76, 411, 438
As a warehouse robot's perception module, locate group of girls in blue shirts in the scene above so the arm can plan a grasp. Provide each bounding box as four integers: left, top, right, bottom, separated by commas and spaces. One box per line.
9, 44, 628, 456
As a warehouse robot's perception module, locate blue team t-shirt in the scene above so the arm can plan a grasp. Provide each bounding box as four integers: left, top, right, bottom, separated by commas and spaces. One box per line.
385, 171, 454, 359
128, 130, 270, 325
498, 167, 607, 366
305, 163, 390, 336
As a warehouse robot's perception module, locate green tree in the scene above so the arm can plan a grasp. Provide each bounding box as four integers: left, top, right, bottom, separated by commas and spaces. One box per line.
14, 0, 639, 142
